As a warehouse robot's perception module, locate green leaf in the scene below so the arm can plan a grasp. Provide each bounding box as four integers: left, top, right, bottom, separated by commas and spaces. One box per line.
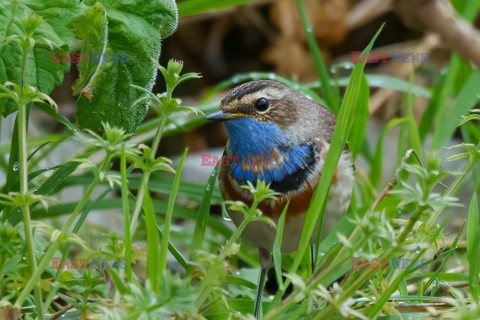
273, 201, 289, 288
3, 160, 79, 225
1, 115, 20, 197
71, 2, 108, 95
75, 0, 178, 133
467, 191, 479, 262
159, 148, 188, 275
287, 24, 384, 294
35, 102, 77, 131
469, 231, 480, 304
29, 197, 233, 237
418, 74, 445, 142
157, 223, 193, 273
432, 71, 480, 149
348, 74, 369, 158
143, 189, 160, 292
191, 165, 220, 253
0, 0, 83, 116
370, 118, 409, 186
331, 74, 432, 99
223, 274, 257, 289
178, 0, 255, 16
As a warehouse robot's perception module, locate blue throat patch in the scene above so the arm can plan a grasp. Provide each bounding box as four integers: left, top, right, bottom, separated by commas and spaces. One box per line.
225, 117, 314, 185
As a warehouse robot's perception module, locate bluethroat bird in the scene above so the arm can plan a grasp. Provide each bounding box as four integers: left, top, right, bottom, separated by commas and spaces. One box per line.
206, 80, 354, 317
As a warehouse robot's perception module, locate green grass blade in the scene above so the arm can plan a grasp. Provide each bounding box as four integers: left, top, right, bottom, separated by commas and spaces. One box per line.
35, 102, 77, 132
159, 148, 189, 275
315, 211, 357, 260
178, 0, 256, 16
143, 187, 160, 292
30, 197, 233, 237
433, 71, 480, 149
348, 74, 369, 158
431, 54, 465, 140
192, 164, 220, 254
467, 191, 479, 262
370, 118, 409, 186
418, 74, 445, 142
157, 224, 193, 272
224, 275, 257, 289
1, 115, 19, 197
2, 161, 80, 225
396, 123, 408, 166
423, 221, 463, 292
330, 74, 432, 98
273, 201, 289, 288
295, 0, 340, 112
405, 74, 423, 160
275, 25, 384, 304
121, 145, 133, 281
469, 231, 480, 304
107, 269, 129, 296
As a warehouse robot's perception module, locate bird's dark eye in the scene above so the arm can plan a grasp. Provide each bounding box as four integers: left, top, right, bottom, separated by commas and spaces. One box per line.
255, 98, 269, 112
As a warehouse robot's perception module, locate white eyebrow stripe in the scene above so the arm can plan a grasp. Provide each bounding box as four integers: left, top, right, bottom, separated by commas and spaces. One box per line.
251, 88, 285, 100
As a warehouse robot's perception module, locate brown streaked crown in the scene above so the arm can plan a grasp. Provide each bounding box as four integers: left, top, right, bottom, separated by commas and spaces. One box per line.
219, 80, 338, 144
219, 80, 302, 128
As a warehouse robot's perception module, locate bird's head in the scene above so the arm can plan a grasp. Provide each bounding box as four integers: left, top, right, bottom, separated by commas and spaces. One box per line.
207, 80, 334, 154
207, 80, 300, 127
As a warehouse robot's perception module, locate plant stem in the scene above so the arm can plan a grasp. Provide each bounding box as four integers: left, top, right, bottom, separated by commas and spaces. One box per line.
195, 203, 259, 308
129, 173, 149, 237
18, 102, 43, 318
15, 178, 99, 307
426, 153, 477, 230
121, 144, 132, 281
17, 44, 44, 318
159, 148, 188, 276
130, 114, 167, 237
151, 111, 167, 157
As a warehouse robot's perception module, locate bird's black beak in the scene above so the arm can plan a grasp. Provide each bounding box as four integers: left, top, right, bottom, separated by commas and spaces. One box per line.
206, 110, 231, 121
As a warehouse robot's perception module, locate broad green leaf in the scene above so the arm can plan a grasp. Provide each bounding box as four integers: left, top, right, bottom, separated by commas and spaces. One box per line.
75, 0, 178, 133
0, 0, 83, 116
71, 2, 108, 95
